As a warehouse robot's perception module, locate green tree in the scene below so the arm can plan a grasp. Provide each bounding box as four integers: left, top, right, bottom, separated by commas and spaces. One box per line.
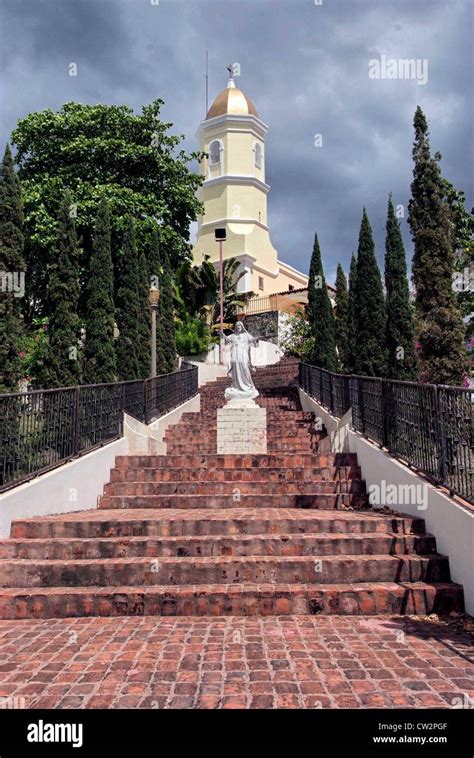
175, 255, 246, 328
443, 179, 474, 341
137, 248, 151, 378
307, 234, 338, 371
0, 144, 25, 392
354, 210, 387, 377
334, 263, 350, 372
40, 191, 82, 387
11, 101, 203, 323
279, 307, 315, 362
159, 246, 177, 373
115, 219, 140, 380
83, 199, 116, 384
175, 315, 211, 357
384, 195, 418, 380
346, 253, 358, 373
407, 107, 467, 385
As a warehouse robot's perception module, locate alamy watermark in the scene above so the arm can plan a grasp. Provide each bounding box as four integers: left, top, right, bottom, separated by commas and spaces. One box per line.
368, 56, 428, 86
368, 481, 428, 511
1, 270, 25, 297
27, 720, 83, 749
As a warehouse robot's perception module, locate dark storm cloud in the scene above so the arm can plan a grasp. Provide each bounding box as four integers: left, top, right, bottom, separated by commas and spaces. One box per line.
0, 0, 472, 283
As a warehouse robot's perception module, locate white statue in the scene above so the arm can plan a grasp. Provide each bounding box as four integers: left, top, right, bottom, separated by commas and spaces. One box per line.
221, 322, 259, 401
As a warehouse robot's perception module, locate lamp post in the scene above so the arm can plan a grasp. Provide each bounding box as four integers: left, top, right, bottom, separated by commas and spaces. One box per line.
148, 283, 160, 378
214, 227, 226, 363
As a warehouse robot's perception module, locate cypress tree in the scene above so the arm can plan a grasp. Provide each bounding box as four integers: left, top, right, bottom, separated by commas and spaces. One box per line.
148, 227, 165, 374
307, 233, 338, 371
115, 220, 140, 380
41, 191, 82, 387
334, 263, 350, 372
384, 195, 418, 381
83, 199, 117, 384
408, 107, 467, 385
160, 245, 177, 373
346, 253, 358, 373
136, 248, 151, 378
353, 209, 387, 377
0, 144, 25, 392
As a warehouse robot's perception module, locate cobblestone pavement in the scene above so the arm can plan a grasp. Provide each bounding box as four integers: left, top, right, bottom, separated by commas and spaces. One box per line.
0, 616, 472, 709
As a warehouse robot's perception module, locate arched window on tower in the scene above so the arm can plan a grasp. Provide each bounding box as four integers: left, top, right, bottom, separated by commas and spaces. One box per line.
254, 142, 262, 170
209, 140, 222, 166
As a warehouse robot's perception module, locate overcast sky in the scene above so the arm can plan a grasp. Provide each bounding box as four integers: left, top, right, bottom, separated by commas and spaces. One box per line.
0, 0, 472, 284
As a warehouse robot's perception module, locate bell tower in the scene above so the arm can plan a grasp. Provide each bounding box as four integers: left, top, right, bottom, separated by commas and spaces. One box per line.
193, 69, 280, 292
193, 68, 308, 296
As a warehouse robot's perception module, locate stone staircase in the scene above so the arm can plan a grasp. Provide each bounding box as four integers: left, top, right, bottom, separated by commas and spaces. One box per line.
0, 357, 464, 619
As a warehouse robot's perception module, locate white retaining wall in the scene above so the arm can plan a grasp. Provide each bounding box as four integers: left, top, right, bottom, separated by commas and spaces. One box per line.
0, 438, 128, 538
124, 394, 200, 454
0, 394, 202, 537
299, 388, 474, 615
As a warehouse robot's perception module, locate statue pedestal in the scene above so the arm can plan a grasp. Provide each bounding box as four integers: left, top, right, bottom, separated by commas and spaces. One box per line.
217, 399, 267, 454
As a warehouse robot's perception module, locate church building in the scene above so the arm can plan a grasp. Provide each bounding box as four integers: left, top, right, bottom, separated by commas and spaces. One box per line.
192, 70, 309, 300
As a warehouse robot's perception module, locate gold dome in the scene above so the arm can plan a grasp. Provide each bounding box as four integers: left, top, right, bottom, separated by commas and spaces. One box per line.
206, 79, 258, 120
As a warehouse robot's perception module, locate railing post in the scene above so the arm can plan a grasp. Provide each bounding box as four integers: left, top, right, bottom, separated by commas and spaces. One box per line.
358, 376, 365, 435
434, 385, 446, 485
329, 373, 334, 414
345, 375, 351, 415
381, 379, 389, 448
71, 386, 80, 455
144, 379, 150, 424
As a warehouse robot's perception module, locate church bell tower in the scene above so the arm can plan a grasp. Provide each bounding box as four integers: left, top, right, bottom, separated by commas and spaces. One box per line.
193, 69, 279, 292
193, 68, 308, 296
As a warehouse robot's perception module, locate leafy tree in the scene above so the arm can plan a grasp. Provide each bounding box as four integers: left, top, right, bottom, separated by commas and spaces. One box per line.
334, 263, 350, 372
137, 248, 151, 378
11, 101, 203, 323
83, 199, 116, 384
175, 315, 211, 356
175, 255, 246, 328
384, 195, 418, 380
40, 191, 82, 387
346, 253, 358, 373
443, 179, 474, 341
354, 210, 387, 377
307, 233, 338, 371
115, 219, 140, 380
279, 307, 315, 362
159, 246, 177, 373
0, 144, 25, 392
407, 107, 468, 385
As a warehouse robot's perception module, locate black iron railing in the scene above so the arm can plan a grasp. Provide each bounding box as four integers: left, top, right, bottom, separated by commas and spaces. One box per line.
0, 363, 198, 492
299, 363, 473, 504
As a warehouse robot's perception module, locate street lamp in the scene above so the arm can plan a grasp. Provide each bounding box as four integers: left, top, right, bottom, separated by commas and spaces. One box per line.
215, 227, 226, 364
148, 283, 160, 378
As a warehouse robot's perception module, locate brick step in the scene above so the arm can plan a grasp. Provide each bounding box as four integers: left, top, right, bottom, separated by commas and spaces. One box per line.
103, 480, 366, 496
165, 448, 320, 456
166, 444, 319, 454
110, 465, 362, 483
10, 508, 427, 539
0, 533, 437, 560
0, 582, 463, 619
171, 421, 316, 432
164, 430, 321, 442
97, 492, 367, 510
114, 453, 360, 469
0, 554, 451, 588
